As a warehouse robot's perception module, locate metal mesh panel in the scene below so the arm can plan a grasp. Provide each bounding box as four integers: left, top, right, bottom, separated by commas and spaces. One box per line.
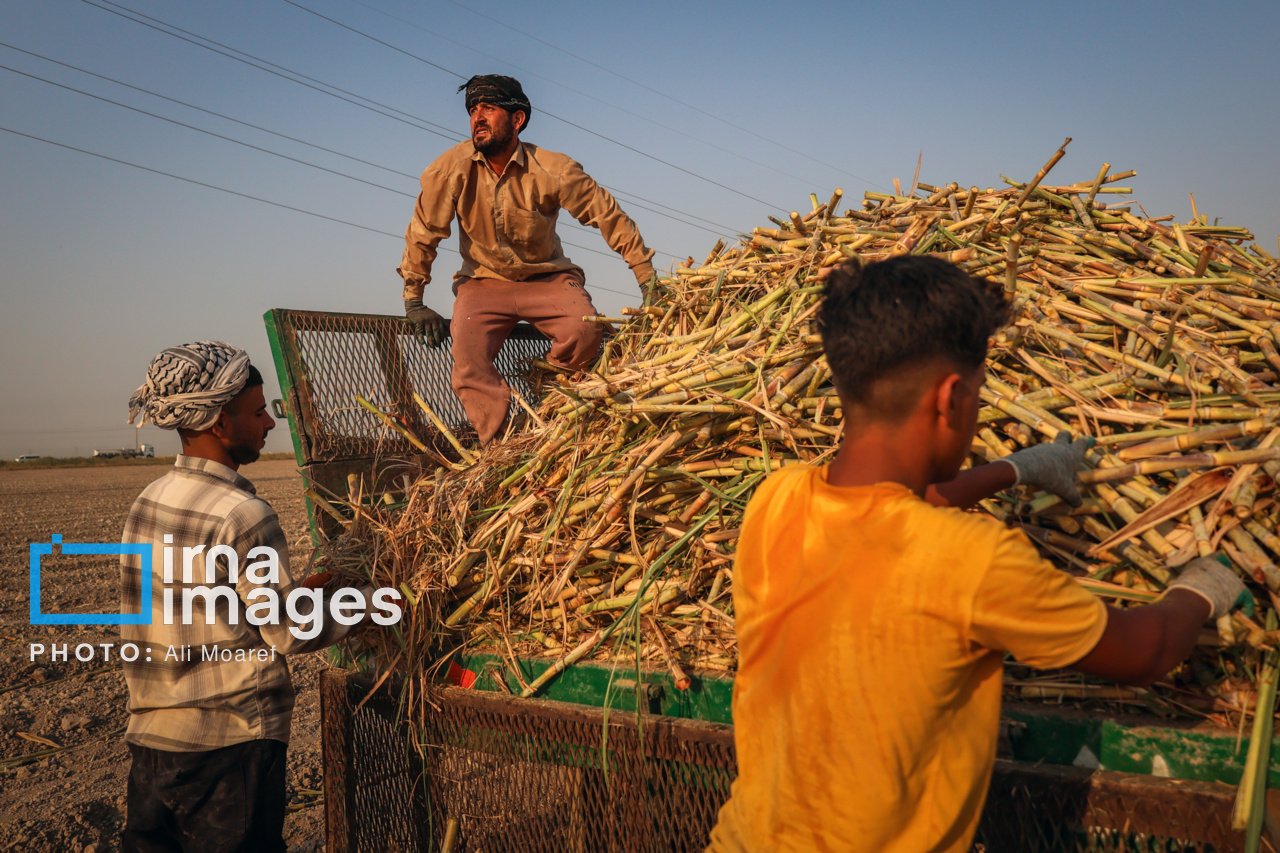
976, 762, 1241, 851
320, 670, 1248, 853
273, 310, 551, 463
416, 692, 735, 852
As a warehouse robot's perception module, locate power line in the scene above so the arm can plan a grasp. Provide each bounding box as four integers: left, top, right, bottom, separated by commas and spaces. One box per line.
0, 40, 414, 181
77, 0, 460, 141
337, 0, 827, 190
70, 0, 740, 236
0, 125, 401, 238
439, 0, 888, 192
279, 0, 784, 209
0, 126, 660, 299
0, 47, 688, 259
1, 42, 729, 247
599, 194, 732, 238
0, 63, 410, 197
608, 189, 737, 233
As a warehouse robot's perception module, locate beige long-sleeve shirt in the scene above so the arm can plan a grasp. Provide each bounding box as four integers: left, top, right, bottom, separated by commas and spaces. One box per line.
398, 140, 656, 301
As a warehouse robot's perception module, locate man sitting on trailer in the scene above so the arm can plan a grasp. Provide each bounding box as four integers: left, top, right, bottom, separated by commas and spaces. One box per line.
119, 341, 370, 852
704, 256, 1248, 853
398, 74, 658, 446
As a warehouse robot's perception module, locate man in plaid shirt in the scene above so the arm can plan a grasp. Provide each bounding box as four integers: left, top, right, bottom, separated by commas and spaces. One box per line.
120, 342, 369, 852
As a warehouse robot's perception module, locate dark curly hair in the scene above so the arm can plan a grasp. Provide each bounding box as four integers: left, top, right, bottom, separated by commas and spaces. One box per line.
818, 256, 1008, 420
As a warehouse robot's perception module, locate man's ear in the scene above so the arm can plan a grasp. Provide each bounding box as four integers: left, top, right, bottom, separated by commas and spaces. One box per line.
934, 372, 966, 428
512, 110, 527, 133
208, 409, 232, 439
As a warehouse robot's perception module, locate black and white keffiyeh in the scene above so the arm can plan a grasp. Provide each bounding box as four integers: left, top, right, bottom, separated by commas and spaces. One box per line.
127, 341, 251, 431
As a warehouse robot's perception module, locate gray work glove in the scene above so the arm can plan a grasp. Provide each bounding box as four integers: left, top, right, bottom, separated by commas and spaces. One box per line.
1167, 556, 1250, 620
1004, 430, 1093, 508
404, 297, 446, 348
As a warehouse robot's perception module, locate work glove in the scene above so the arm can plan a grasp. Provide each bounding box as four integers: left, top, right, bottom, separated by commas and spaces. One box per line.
1167, 555, 1251, 620
1004, 430, 1093, 508
404, 297, 446, 348
300, 571, 333, 590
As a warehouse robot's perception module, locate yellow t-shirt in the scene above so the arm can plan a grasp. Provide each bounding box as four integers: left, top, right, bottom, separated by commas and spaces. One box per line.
706, 465, 1108, 853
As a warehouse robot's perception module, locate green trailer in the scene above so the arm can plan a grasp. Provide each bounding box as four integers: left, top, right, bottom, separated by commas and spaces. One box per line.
266, 307, 1272, 852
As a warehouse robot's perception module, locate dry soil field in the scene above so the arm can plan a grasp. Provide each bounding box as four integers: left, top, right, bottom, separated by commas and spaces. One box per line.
0, 459, 328, 852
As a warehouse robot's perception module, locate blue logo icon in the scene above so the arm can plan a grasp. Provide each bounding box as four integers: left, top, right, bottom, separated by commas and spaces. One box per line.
29, 535, 151, 625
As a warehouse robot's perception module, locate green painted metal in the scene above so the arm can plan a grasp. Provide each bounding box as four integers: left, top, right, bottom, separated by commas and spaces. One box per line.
1004, 708, 1103, 768
1004, 706, 1280, 788
262, 309, 307, 469
451, 652, 735, 723
262, 309, 325, 547
451, 650, 1280, 789
1099, 719, 1276, 788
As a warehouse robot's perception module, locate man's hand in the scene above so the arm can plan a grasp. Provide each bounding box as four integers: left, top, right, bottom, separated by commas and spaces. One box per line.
1167, 556, 1249, 620
1072, 556, 1248, 687
405, 298, 446, 347
1004, 430, 1093, 507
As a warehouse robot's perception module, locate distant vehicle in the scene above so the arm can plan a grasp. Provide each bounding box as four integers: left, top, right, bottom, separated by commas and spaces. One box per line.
93, 443, 155, 459
14, 454, 41, 463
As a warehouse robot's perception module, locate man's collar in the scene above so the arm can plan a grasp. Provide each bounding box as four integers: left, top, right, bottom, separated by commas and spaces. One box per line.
508, 141, 527, 168
174, 454, 256, 495
470, 140, 527, 171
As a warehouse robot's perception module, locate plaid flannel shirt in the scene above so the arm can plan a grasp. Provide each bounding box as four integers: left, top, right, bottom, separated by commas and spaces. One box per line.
120, 456, 353, 751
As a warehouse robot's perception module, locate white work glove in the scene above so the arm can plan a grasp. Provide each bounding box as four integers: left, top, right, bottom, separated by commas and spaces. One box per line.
1167, 556, 1250, 620
1004, 431, 1093, 508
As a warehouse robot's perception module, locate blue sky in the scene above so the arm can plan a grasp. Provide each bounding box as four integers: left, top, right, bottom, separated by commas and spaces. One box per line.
2, 0, 1277, 458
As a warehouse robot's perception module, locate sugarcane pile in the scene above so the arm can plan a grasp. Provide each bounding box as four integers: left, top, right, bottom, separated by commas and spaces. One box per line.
327, 142, 1280, 715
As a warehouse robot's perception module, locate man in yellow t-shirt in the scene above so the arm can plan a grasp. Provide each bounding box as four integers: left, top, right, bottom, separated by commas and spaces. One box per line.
706, 256, 1247, 853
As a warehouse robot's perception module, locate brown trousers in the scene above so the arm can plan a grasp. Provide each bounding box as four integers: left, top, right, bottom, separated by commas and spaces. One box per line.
450, 271, 602, 444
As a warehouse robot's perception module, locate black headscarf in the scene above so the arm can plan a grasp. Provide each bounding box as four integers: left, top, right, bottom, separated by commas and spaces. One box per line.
458, 75, 532, 128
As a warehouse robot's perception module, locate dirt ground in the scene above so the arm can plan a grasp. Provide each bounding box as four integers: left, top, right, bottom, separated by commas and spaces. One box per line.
0, 459, 329, 852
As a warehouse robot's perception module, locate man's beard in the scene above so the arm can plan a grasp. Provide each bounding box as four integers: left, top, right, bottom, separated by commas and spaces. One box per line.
228, 442, 262, 466
473, 122, 513, 156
